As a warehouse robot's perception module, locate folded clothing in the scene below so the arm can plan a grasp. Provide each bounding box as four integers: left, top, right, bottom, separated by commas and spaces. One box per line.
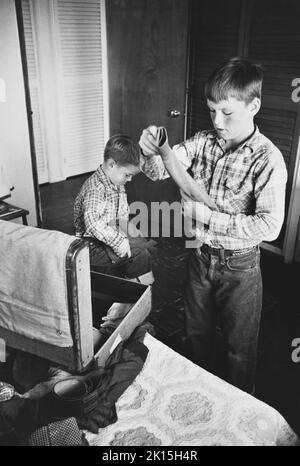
17, 417, 87, 446
0, 323, 154, 439
47, 322, 154, 433
100, 302, 134, 329
0, 382, 16, 402
0, 394, 54, 439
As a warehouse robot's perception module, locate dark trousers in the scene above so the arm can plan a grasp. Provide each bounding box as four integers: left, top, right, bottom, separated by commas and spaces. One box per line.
88, 236, 152, 279
184, 245, 262, 394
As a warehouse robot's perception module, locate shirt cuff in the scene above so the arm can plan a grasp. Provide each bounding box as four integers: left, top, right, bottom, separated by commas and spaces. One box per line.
209, 210, 231, 235
141, 155, 164, 179
110, 232, 125, 251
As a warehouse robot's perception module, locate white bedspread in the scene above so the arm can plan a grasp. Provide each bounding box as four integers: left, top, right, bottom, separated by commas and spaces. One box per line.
85, 333, 299, 446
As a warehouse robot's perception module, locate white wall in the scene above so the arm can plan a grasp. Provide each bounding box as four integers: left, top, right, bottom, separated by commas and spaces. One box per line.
0, 0, 37, 226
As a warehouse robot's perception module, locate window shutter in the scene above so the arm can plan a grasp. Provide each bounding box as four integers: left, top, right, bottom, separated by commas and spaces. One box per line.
188, 0, 300, 254
188, 0, 242, 136
21, 0, 49, 184
248, 0, 300, 248
55, 0, 108, 177
21, 0, 108, 182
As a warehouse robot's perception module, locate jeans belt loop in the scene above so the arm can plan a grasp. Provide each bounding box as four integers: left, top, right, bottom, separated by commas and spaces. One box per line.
219, 248, 225, 265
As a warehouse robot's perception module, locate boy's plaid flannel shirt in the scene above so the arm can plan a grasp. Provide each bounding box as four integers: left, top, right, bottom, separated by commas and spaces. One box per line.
142, 126, 287, 250
74, 166, 129, 257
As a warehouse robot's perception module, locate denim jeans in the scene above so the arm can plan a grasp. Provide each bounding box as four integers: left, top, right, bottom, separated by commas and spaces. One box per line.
89, 236, 152, 279
184, 245, 262, 394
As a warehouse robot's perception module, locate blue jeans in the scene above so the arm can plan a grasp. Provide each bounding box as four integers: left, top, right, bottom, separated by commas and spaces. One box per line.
88, 236, 152, 279
184, 244, 262, 394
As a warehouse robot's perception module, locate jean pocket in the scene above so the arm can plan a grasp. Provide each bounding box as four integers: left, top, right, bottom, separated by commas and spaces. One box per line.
226, 252, 257, 272
195, 248, 210, 264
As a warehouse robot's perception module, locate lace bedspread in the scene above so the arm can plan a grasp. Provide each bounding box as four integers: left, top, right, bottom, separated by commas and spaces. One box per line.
85, 333, 299, 446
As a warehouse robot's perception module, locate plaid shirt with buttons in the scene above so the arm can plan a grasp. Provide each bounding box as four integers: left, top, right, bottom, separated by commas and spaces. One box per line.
142, 126, 288, 250
74, 166, 129, 256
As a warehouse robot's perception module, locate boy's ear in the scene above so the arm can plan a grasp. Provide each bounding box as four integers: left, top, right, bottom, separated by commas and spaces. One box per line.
107, 158, 116, 169
249, 97, 261, 116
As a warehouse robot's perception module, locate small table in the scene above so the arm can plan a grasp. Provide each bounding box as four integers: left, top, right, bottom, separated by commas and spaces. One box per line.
0, 201, 29, 225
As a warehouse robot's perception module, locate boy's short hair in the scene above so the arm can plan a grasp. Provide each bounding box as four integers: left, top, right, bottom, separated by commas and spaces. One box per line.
104, 134, 141, 166
205, 57, 263, 104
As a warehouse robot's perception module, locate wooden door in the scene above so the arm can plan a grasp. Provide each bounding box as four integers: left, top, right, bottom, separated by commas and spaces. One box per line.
106, 0, 189, 218
106, 0, 188, 144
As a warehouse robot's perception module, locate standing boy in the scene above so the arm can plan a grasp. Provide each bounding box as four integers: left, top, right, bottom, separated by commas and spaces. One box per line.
139, 58, 287, 393
74, 134, 154, 284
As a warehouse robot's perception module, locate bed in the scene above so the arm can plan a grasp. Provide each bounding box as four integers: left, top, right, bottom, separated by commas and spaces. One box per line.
85, 333, 299, 447
0, 220, 298, 446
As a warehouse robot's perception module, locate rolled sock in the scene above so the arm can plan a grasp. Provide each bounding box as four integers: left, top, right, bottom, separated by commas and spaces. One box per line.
157, 127, 173, 158
156, 127, 218, 211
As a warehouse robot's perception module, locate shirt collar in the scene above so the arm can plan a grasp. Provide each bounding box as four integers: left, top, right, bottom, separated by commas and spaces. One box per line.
96, 165, 119, 191
207, 125, 261, 153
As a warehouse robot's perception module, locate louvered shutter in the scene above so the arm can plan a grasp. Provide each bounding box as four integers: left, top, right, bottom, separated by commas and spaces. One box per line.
55, 0, 108, 177
21, 0, 49, 184
248, 0, 300, 249
188, 0, 242, 136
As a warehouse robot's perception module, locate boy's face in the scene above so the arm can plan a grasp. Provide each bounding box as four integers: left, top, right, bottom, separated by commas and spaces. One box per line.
108, 161, 140, 186
207, 96, 260, 144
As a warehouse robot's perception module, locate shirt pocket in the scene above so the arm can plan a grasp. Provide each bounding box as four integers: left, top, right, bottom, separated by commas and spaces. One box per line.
193, 168, 211, 192
224, 177, 253, 213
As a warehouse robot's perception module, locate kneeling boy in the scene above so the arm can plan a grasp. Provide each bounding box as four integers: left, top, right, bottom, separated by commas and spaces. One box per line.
74, 134, 154, 285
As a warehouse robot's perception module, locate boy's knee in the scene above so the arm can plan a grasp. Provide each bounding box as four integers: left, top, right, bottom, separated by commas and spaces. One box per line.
125, 246, 153, 280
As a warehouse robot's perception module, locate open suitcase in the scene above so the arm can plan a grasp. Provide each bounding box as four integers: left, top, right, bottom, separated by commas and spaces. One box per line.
0, 220, 151, 373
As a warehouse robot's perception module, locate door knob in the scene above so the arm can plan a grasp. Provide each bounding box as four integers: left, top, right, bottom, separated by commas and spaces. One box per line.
168, 109, 181, 118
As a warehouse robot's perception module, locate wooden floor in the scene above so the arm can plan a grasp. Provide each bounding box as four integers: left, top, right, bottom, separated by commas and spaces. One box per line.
40, 174, 300, 437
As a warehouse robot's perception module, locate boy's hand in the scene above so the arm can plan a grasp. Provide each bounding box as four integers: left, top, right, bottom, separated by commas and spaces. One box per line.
139, 126, 160, 156
139, 125, 173, 160
118, 239, 131, 258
